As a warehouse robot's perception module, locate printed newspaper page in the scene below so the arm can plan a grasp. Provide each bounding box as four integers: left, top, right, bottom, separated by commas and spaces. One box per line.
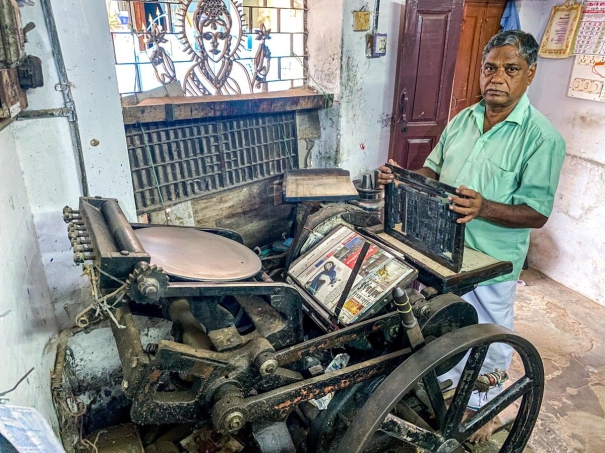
288, 225, 415, 325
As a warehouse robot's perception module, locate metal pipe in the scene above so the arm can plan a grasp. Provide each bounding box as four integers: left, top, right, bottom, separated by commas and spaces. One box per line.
372, 0, 381, 33
17, 107, 71, 120
39, 0, 89, 196
101, 199, 145, 253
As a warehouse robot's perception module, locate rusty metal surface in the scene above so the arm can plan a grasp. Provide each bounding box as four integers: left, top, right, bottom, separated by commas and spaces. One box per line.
110, 306, 149, 399
243, 348, 413, 421
69, 197, 150, 286
274, 312, 401, 365
135, 226, 261, 281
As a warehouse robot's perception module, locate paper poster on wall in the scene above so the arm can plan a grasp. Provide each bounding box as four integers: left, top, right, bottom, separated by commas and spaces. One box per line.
574, 1, 605, 55
539, 0, 583, 58
567, 54, 605, 102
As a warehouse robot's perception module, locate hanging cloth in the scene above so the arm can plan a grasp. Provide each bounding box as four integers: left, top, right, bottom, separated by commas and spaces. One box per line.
500, 0, 521, 31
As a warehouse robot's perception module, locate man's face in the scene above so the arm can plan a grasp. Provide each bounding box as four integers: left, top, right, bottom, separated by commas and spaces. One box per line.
480, 45, 536, 109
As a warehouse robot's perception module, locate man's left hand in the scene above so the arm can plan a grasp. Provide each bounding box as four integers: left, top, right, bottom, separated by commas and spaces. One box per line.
449, 185, 486, 224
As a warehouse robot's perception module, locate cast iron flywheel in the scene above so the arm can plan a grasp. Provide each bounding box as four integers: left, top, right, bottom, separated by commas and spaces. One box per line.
335, 324, 544, 453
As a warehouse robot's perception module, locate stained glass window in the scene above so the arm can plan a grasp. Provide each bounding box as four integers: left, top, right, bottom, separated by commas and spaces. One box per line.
105, 0, 307, 96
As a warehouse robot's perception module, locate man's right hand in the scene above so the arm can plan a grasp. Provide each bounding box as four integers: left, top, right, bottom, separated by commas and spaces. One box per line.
378, 159, 400, 189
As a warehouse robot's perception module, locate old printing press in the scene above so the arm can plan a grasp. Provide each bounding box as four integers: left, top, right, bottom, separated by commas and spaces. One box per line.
61, 168, 544, 453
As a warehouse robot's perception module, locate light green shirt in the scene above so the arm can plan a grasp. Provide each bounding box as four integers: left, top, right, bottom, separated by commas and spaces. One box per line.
424, 94, 566, 285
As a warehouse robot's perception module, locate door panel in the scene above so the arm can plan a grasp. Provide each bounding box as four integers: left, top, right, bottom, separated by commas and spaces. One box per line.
450, 0, 507, 118
450, 3, 484, 117
411, 14, 449, 122
403, 138, 436, 170
389, 0, 465, 170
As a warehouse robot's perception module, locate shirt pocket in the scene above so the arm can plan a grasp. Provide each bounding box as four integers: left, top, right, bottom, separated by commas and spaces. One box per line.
471, 159, 519, 204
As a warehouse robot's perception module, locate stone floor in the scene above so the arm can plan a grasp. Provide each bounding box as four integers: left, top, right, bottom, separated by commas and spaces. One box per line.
473, 269, 605, 453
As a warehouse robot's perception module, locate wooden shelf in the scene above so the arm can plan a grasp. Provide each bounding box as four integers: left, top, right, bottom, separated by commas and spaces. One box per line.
122, 88, 333, 125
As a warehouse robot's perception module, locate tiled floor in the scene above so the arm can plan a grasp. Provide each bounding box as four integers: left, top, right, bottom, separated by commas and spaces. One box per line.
473, 269, 605, 453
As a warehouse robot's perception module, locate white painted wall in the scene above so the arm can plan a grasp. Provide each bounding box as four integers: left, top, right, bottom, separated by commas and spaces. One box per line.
517, 0, 605, 306
339, 0, 403, 175
307, 0, 403, 176
13, 0, 137, 327
0, 124, 58, 425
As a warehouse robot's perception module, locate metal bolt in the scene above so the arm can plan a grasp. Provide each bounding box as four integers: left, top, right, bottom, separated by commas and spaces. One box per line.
257, 352, 279, 376
121, 380, 129, 391
420, 305, 431, 317
227, 337, 236, 344
224, 411, 244, 431
138, 278, 159, 297
120, 250, 129, 256
388, 325, 400, 338
259, 358, 278, 376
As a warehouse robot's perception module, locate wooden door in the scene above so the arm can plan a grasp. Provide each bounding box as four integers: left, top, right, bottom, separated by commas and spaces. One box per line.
388, 0, 465, 170
450, 0, 507, 118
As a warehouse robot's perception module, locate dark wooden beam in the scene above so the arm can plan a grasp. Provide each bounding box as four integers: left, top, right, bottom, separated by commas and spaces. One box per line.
122, 88, 333, 125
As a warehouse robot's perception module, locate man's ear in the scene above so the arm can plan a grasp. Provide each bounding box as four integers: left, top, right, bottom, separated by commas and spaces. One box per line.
527, 63, 537, 85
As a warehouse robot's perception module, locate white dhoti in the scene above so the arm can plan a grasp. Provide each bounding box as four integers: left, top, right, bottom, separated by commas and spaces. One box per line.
438, 280, 517, 409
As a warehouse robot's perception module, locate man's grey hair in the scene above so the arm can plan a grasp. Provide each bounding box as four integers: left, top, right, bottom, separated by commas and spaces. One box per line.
482, 30, 539, 67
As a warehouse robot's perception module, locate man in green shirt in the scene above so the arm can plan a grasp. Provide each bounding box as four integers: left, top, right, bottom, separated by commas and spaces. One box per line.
379, 30, 565, 442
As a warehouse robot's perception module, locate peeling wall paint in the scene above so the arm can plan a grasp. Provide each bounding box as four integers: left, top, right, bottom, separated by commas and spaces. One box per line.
0, 125, 59, 426
519, 0, 605, 306
307, 0, 403, 177
338, 0, 403, 176
12, 0, 137, 328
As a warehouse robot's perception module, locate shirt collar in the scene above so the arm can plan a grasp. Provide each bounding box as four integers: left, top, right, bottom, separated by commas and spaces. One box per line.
471, 93, 530, 130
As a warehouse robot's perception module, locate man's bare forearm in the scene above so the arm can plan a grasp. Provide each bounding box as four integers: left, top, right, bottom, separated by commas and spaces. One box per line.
480, 200, 547, 229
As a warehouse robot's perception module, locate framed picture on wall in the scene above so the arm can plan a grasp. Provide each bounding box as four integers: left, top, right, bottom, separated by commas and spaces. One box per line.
539, 0, 583, 58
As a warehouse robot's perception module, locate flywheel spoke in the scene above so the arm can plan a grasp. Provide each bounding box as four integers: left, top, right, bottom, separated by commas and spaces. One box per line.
380, 414, 449, 451
423, 370, 448, 429
334, 324, 544, 453
442, 344, 489, 437
459, 375, 534, 439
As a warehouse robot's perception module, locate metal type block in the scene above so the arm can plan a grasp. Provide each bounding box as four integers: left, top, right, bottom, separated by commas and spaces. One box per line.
384, 164, 465, 272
